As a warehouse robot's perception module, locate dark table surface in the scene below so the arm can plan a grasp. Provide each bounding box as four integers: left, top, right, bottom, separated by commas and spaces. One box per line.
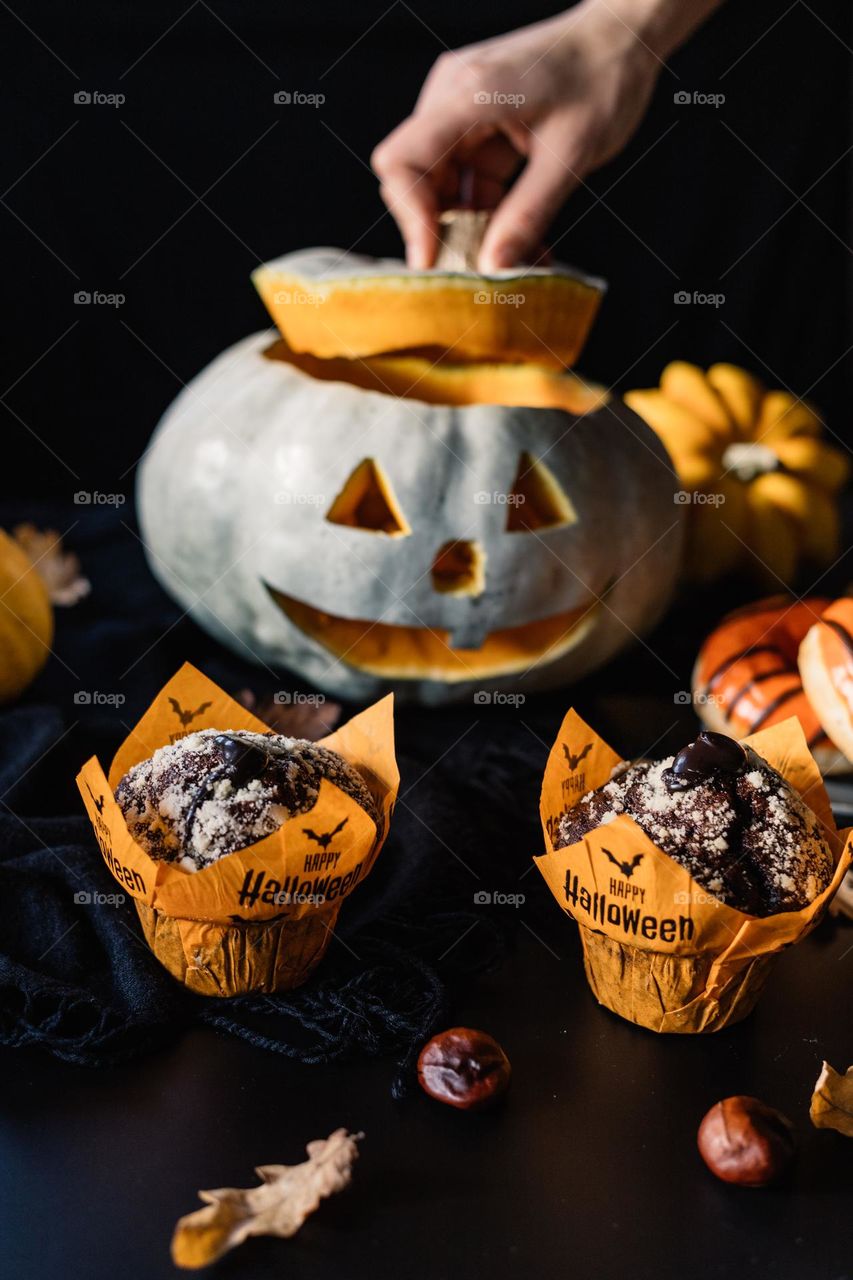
0, 505, 851, 1280
2, 912, 851, 1280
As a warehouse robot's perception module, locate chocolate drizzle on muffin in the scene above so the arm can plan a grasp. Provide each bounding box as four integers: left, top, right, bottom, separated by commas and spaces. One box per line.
662, 730, 747, 792
115, 729, 377, 872
556, 731, 833, 915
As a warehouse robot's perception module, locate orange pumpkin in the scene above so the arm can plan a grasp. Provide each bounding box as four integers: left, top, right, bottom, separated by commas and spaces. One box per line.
0, 529, 53, 702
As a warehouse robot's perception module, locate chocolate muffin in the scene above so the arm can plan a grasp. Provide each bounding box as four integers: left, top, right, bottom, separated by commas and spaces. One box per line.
556, 730, 833, 915
115, 729, 377, 871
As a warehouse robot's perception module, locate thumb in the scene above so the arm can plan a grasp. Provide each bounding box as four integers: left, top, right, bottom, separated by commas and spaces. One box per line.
479, 126, 588, 270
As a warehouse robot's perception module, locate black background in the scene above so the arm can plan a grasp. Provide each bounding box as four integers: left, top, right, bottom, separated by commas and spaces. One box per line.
2, 0, 850, 498
1, 5, 852, 1279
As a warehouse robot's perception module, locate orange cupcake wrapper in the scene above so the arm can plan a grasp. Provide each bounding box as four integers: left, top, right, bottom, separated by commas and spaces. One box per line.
535, 710, 852, 1032
77, 663, 398, 994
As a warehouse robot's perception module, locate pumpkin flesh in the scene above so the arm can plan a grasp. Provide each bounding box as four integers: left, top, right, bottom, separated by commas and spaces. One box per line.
264, 339, 607, 416
252, 251, 604, 368
266, 587, 600, 682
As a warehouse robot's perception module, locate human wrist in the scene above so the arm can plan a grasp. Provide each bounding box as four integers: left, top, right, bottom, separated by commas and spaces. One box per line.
568, 0, 724, 62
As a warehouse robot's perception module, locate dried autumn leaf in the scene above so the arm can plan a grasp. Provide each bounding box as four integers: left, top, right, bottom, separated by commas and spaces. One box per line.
236, 688, 341, 740
171, 1129, 362, 1270
12, 523, 90, 606
810, 1061, 853, 1137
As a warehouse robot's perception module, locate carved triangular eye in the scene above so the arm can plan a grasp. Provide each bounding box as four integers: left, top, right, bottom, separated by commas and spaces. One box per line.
506, 452, 578, 532
326, 459, 411, 535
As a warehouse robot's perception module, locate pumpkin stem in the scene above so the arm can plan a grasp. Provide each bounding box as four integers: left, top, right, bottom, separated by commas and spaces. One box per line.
722, 442, 780, 483
436, 209, 491, 272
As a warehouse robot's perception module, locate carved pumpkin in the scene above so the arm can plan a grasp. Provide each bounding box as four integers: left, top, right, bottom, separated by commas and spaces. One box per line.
625, 362, 849, 586
252, 213, 605, 369
137, 333, 682, 704
0, 529, 53, 702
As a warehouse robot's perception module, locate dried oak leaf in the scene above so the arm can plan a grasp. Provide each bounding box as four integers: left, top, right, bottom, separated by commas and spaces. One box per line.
236, 688, 341, 740
171, 1128, 362, 1270
810, 1061, 853, 1137
12, 523, 90, 606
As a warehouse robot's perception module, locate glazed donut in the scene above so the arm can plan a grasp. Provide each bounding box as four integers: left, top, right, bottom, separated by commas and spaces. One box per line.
799, 598, 853, 765
692, 596, 851, 775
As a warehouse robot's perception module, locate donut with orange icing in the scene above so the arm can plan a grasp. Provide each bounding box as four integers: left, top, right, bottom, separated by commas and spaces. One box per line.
692, 596, 851, 775
799, 598, 853, 765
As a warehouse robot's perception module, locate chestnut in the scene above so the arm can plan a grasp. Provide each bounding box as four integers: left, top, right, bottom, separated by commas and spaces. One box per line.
698, 1095, 795, 1186
417, 1027, 511, 1110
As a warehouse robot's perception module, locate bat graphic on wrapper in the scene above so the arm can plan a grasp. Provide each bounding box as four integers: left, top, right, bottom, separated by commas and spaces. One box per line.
302, 817, 349, 850
168, 697, 212, 727
563, 742, 592, 771
602, 848, 644, 879
86, 781, 105, 814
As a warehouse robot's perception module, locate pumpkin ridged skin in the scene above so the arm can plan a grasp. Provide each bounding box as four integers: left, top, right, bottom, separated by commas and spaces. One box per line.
0, 530, 53, 702
138, 333, 682, 705
660, 360, 734, 434
625, 362, 849, 587
706, 363, 763, 434
252, 248, 605, 369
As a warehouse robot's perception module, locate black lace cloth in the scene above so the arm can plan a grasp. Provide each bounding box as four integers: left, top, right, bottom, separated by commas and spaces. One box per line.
0, 508, 552, 1074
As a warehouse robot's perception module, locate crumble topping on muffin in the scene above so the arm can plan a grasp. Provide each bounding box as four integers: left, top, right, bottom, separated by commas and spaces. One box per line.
556, 730, 833, 916
115, 729, 376, 871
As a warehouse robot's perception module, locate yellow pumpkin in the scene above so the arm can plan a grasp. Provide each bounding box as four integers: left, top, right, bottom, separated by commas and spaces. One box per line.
0, 529, 53, 702
625, 362, 849, 586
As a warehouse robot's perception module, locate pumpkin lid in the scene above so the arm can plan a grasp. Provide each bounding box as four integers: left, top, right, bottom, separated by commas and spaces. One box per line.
252, 211, 606, 370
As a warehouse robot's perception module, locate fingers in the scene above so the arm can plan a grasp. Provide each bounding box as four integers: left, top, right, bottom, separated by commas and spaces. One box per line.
372, 113, 475, 268
377, 169, 439, 270
478, 120, 590, 270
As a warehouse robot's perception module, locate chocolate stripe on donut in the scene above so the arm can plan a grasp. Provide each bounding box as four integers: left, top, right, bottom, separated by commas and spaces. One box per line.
823, 617, 853, 655
705, 644, 787, 691
748, 686, 802, 731
723, 667, 796, 723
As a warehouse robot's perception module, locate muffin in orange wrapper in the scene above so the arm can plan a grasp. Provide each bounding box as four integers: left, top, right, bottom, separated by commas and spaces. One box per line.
535, 710, 852, 1033
76, 663, 398, 997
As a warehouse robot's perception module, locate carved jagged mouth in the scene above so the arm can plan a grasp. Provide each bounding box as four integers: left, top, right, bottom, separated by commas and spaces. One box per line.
264, 585, 600, 682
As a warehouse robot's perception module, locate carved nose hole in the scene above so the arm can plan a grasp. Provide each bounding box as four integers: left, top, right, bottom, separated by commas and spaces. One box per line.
431, 540, 486, 597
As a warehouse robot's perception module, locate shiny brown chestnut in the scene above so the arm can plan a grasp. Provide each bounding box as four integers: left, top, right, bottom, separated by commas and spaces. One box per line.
698, 1096, 795, 1186
417, 1027, 511, 1110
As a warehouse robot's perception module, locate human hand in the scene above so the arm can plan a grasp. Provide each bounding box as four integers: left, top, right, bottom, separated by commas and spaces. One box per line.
372, 0, 721, 271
